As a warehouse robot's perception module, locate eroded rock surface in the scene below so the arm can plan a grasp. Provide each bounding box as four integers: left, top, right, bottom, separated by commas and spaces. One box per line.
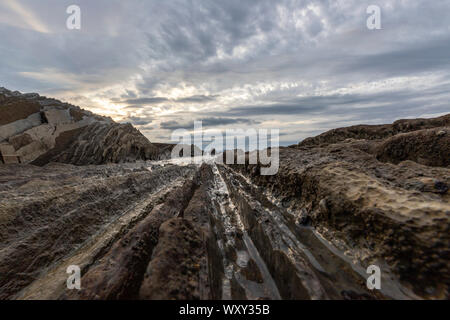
228, 114, 449, 298
0, 88, 167, 165
0, 90, 448, 300
298, 114, 449, 148
0, 161, 196, 299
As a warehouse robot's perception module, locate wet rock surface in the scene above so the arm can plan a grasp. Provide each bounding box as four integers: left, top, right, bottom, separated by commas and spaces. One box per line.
0, 90, 448, 300
230, 115, 449, 299
0, 162, 196, 299
138, 218, 207, 300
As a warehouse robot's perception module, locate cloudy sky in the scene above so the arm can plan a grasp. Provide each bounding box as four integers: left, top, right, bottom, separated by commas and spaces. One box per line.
0, 0, 449, 146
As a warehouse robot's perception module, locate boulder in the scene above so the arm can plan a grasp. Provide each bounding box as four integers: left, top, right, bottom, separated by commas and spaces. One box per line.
0, 143, 20, 164
0, 87, 168, 165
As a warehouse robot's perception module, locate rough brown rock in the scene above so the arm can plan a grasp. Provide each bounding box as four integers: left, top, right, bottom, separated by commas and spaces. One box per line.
32, 123, 161, 166
0, 162, 196, 299
139, 165, 222, 300
229, 114, 450, 299
0, 88, 171, 165
0, 97, 41, 126
375, 127, 449, 167
65, 176, 199, 300
1, 88, 448, 300
138, 218, 206, 300
297, 114, 450, 147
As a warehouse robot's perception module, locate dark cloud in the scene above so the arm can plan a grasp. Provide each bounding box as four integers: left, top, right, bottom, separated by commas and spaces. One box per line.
160, 117, 258, 130
202, 117, 259, 127
214, 87, 450, 120
227, 104, 325, 116
118, 95, 218, 106
121, 115, 153, 126
338, 36, 450, 77
121, 97, 169, 105
160, 120, 185, 130
175, 95, 218, 103
0, 0, 449, 145
136, 124, 155, 131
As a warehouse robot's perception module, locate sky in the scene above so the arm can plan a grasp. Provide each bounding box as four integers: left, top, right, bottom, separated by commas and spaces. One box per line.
0, 0, 449, 146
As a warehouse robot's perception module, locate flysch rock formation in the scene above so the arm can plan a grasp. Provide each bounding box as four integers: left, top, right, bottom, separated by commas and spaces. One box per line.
0, 88, 448, 300
0, 87, 164, 165
226, 114, 449, 299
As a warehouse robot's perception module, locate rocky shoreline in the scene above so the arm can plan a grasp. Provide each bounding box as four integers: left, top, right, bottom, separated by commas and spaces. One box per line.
0, 88, 448, 299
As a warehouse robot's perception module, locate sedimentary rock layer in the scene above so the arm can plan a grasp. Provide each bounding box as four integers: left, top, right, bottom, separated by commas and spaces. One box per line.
0, 88, 166, 165
0, 89, 448, 300
0, 162, 196, 299
227, 116, 449, 298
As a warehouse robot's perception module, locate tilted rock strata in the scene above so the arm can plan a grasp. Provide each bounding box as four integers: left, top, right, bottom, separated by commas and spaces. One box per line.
0, 88, 166, 165
297, 113, 450, 149
228, 114, 449, 298
31, 123, 161, 166
1, 87, 449, 300
0, 162, 196, 299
